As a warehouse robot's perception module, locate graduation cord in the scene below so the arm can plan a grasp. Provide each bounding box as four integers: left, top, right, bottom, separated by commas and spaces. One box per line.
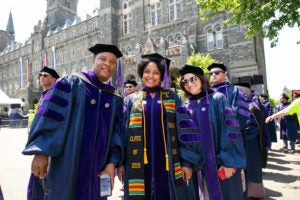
142, 96, 148, 165
159, 91, 170, 171
141, 91, 170, 171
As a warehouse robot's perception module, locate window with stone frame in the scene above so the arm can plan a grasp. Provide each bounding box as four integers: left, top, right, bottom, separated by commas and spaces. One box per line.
169, 36, 175, 47
125, 46, 133, 57
207, 28, 214, 51
175, 34, 182, 46
215, 25, 223, 49
123, 0, 132, 35
169, 0, 181, 21
65, 0, 70, 8
150, 0, 162, 26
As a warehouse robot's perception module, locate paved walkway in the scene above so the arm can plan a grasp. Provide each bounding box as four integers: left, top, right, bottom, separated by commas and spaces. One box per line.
0, 128, 299, 199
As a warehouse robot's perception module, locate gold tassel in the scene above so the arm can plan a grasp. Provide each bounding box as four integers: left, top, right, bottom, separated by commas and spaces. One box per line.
142, 97, 148, 165
144, 148, 148, 164
165, 154, 169, 171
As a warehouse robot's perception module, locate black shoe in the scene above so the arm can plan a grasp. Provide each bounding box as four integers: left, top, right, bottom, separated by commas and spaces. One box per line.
289, 149, 296, 154
280, 147, 288, 152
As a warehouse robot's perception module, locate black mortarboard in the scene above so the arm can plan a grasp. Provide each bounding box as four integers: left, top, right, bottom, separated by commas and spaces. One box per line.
259, 93, 268, 98
234, 82, 251, 89
179, 64, 204, 76
207, 63, 227, 71
124, 80, 137, 86
141, 53, 171, 89
282, 93, 289, 100
40, 66, 60, 79
141, 53, 171, 68
88, 44, 123, 58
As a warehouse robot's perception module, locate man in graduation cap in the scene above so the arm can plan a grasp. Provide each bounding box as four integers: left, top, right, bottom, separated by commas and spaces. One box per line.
23, 44, 124, 200
123, 79, 138, 97
208, 63, 255, 198
208, 63, 251, 131
39, 66, 60, 91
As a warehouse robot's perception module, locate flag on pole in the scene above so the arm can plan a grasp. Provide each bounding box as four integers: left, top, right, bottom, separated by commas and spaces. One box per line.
26, 56, 30, 83
43, 49, 48, 67
116, 59, 124, 87
51, 46, 56, 69
19, 57, 23, 88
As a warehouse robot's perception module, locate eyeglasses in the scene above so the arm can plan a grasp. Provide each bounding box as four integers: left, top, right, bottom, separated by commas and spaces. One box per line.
39, 73, 49, 78
209, 70, 224, 76
125, 85, 133, 89
181, 76, 197, 86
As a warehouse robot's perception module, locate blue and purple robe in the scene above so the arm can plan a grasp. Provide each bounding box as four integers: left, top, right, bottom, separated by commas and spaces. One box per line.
244, 100, 267, 198
185, 91, 246, 200
277, 103, 298, 143
22, 71, 124, 200
261, 99, 277, 143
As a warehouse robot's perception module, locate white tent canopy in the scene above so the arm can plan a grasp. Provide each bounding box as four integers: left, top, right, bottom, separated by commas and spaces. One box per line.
0, 89, 25, 106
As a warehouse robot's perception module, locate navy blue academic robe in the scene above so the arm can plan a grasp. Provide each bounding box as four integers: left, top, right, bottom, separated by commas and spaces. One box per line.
186, 91, 246, 200
261, 99, 277, 143
22, 71, 124, 200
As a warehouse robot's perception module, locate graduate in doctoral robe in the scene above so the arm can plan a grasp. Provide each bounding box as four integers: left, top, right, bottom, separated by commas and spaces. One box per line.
235, 83, 268, 199
123, 53, 204, 200
22, 44, 124, 200
179, 64, 246, 200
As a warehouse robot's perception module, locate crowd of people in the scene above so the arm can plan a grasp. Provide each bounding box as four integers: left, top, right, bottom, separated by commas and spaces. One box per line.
20, 43, 298, 200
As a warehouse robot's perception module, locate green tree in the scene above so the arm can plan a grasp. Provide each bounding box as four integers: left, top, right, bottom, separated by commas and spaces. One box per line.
186, 53, 217, 79
195, 0, 300, 47
269, 97, 277, 110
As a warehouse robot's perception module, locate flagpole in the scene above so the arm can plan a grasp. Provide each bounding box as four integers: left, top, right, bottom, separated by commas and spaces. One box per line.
26, 56, 30, 83
51, 46, 56, 69
19, 57, 23, 88
43, 49, 48, 67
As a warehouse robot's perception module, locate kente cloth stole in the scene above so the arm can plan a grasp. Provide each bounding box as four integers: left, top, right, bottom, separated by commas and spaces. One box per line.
127, 91, 184, 200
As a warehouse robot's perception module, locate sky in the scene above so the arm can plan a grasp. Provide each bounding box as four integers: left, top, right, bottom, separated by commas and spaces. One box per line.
0, 0, 299, 99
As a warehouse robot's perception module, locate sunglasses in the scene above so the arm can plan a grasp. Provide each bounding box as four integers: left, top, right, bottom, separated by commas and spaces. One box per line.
209, 70, 224, 76
39, 73, 49, 78
125, 85, 133, 89
181, 76, 197, 86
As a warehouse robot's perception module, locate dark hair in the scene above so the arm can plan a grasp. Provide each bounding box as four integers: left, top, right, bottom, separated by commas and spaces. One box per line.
259, 93, 268, 99
281, 93, 289, 100
137, 58, 165, 81
179, 74, 210, 97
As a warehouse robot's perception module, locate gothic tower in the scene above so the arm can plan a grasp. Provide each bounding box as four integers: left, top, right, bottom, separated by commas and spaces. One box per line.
97, 0, 121, 45
6, 10, 15, 46
46, 0, 78, 30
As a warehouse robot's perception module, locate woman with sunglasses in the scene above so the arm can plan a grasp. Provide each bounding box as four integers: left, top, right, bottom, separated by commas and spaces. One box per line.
179, 64, 246, 200
123, 54, 204, 200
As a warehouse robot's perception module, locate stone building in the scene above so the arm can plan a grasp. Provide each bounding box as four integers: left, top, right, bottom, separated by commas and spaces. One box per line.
0, 0, 267, 110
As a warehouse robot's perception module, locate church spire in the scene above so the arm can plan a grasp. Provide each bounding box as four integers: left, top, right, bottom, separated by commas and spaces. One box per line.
6, 10, 15, 45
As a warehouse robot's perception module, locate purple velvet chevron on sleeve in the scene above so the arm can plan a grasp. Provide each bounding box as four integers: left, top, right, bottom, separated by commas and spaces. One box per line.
178, 132, 202, 142
227, 132, 243, 140
36, 107, 64, 121
224, 118, 239, 127
42, 93, 68, 107
51, 81, 72, 92
177, 119, 198, 129
223, 107, 235, 115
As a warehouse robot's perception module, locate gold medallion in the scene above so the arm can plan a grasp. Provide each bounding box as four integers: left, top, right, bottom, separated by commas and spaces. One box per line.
105, 103, 110, 108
